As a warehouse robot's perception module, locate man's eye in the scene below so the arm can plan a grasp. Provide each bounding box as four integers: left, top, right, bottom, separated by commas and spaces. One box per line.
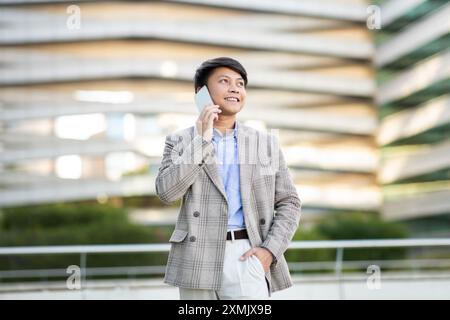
238, 82, 244, 87
220, 79, 228, 83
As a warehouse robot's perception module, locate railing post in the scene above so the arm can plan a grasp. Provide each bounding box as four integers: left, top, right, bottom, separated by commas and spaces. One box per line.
335, 247, 345, 300
80, 252, 87, 299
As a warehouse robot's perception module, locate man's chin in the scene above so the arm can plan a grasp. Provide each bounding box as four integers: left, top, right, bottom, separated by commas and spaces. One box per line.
221, 104, 243, 114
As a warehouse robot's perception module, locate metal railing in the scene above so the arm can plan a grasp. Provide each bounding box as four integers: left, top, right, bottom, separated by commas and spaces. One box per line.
1, 238, 450, 284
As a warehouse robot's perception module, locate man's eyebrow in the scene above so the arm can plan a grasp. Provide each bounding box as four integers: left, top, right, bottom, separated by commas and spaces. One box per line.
217, 74, 244, 81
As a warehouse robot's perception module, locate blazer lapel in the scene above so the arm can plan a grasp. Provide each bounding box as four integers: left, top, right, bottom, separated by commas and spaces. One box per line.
237, 121, 257, 222
197, 127, 227, 201
237, 121, 253, 202
204, 157, 227, 201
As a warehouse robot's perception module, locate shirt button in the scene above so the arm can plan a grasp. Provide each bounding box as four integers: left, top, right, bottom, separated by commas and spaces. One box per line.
260, 218, 266, 225
178, 151, 182, 156
189, 236, 196, 242
193, 211, 200, 217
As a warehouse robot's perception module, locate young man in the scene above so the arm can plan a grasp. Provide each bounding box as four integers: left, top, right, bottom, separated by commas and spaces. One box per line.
155, 57, 302, 299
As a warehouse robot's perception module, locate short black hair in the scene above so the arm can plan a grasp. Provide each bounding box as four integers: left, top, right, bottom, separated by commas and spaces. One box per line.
194, 57, 248, 92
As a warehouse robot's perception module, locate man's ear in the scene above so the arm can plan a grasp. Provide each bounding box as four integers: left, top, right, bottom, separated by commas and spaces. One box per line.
195, 86, 201, 94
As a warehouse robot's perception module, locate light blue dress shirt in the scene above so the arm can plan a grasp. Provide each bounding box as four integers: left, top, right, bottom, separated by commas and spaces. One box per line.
211, 121, 246, 230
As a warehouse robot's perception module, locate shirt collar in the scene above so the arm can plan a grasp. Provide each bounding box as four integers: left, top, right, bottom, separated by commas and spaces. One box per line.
212, 121, 238, 141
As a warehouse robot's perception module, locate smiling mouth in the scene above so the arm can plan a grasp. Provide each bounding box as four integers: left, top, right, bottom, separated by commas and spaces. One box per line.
224, 97, 240, 102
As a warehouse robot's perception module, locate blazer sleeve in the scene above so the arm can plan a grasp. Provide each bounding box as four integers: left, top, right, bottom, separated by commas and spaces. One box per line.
155, 130, 215, 205
260, 135, 302, 265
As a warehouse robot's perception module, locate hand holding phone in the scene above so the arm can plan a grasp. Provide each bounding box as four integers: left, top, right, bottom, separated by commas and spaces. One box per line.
195, 85, 214, 113
194, 85, 221, 142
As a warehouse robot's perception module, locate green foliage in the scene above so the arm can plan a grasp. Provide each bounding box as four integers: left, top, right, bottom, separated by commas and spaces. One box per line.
287, 212, 410, 264
316, 212, 409, 261
1, 204, 127, 232
316, 212, 409, 240
285, 228, 334, 263
0, 204, 172, 278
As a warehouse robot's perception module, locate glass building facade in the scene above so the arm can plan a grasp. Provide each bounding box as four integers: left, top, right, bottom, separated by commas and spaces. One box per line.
375, 0, 450, 235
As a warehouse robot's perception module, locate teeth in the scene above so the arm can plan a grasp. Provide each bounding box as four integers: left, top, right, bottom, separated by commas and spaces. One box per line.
226, 98, 238, 102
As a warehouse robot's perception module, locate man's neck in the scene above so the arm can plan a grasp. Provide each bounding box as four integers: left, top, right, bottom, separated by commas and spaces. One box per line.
214, 116, 236, 136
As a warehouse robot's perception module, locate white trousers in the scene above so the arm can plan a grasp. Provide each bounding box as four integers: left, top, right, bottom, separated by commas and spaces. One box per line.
179, 239, 270, 300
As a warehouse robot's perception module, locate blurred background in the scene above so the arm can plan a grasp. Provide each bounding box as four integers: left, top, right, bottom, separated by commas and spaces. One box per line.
0, 0, 449, 299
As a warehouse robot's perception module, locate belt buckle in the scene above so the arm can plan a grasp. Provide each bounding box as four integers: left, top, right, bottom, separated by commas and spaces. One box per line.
231, 230, 235, 241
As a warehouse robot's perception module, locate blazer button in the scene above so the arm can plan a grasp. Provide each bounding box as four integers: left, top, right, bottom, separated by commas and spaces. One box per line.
178, 151, 182, 156
260, 218, 266, 225
193, 211, 200, 217
189, 236, 196, 242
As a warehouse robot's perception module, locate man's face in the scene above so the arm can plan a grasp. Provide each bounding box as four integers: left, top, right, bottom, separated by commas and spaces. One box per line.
206, 67, 246, 116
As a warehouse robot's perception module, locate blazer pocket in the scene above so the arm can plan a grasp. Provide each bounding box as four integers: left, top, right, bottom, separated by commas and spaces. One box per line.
169, 229, 188, 243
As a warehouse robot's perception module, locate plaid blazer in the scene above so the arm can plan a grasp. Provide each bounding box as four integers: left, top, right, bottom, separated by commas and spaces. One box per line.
155, 120, 302, 293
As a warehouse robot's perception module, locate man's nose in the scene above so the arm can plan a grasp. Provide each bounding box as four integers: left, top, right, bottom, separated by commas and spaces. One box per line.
229, 86, 239, 93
